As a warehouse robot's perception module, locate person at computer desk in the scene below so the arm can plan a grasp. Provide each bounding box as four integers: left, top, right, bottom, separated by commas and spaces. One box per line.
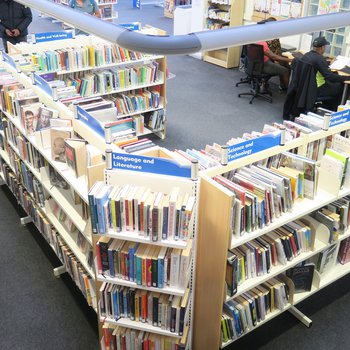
302, 36, 349, 110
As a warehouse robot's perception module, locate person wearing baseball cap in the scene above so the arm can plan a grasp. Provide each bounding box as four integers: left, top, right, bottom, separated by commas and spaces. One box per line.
301, 35, 349, 110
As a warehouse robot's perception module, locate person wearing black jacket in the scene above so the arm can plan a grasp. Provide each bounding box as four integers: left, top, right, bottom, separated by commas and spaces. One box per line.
303, 36, 349, 110
0, 0, 32, 53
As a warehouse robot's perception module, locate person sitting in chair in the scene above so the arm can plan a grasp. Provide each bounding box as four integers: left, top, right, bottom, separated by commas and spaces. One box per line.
302, 36, 349, 110
257, 18, 293, 91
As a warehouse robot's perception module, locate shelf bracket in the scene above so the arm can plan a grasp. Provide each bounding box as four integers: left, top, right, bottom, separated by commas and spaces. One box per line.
53, 265, 66, 278
288, 306, 312, 328
20, 216, 33, 225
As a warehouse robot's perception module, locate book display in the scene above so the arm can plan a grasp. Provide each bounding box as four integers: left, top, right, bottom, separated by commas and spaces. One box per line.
193, 111, 350, 349
2, 7, 350, 350
203, 0, 244, 68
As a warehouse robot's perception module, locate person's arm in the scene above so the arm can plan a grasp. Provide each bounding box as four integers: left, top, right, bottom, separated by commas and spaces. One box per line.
15, 6, 32, 36
316, 55, 349, 83
93, 1, 101, 18
264, 49, 292, 64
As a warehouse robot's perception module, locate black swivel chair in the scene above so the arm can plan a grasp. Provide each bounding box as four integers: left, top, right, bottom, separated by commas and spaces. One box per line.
237, 44, 272, 104
283, 58, 333, 120
236, 45, 251, 87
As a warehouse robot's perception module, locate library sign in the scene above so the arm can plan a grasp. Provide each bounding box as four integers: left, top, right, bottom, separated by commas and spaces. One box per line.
330, 109, 350, 127
34, 31, 73, 43
77, 106, 104, 137
227, 132, 281, 162
2, 52, 17, 70
33, 73, 54, 96
111, 152, 192, 178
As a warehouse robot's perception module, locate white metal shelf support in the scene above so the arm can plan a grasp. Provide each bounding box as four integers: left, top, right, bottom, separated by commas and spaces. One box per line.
53, 265, 67, 278
288, 306, 313, 328
20, 216, 33, 225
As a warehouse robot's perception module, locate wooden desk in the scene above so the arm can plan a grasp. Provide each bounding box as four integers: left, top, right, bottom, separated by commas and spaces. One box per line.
337, 70, 350, 104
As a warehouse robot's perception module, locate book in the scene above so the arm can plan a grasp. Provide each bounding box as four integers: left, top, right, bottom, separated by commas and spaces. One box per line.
286, 262, 315, 293
50, 127, 73, 162
35, 106, 58, 131
64, 138, 88, 178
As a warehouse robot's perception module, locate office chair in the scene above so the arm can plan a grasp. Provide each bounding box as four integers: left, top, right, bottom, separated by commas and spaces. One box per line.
236, 45, 251, 87
237, 44, 272, 104
283, 58, 333, 120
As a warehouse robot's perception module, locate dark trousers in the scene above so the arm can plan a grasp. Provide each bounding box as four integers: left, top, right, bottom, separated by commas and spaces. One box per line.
317, 81, 344, 110
2, 36, 27, 53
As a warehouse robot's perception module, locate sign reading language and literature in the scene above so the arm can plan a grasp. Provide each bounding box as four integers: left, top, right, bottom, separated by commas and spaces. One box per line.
227, 132, 281, 162
111, 152, 192, 178
330, 109, 350, 127
2, 52, 17, 70
34, 31, 73, 43
76, 106, 104, 137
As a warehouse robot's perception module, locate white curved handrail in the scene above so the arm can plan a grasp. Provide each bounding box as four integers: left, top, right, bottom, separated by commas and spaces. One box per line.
17, 0, 350, 55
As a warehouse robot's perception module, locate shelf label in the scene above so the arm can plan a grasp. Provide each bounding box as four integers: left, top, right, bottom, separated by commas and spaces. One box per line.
34, 31, 73, 43
330, 109, 350, 127
111, 152, 192, 178
133, 0, 141, 9
227, 132, 281, 162
33, 73, 53, 96
2, 52, 17, 70
118, 22, 141, 31
76, 106, 104, 137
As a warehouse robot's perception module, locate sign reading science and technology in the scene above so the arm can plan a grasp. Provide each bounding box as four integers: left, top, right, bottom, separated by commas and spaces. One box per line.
227, 132, 281, 162
111, 152, 192, 178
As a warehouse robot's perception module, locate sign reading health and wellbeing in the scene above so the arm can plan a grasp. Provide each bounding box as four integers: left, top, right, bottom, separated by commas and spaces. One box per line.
227, 132, 281, 163
2, 52, 17, 70
33, 73, 53, 96
34, 31, 73, 43
330, 109, 350, 127
111, 152, 192, 178
76, 106, 104, 137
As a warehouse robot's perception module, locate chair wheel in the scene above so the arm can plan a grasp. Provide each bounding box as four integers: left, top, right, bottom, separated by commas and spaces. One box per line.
238, 95, 241, 98
249, 101, 252, 104
235, 83, 239, 87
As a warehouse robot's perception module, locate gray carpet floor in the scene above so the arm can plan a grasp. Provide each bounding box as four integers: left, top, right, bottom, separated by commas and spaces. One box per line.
0, 2, 349, 350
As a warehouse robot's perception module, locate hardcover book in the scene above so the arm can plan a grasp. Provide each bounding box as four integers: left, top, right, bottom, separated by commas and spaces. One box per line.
286, 262, 315, 293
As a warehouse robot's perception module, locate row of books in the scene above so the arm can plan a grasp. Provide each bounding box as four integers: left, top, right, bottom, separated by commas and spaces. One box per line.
63, 62, 161, 97
0, 160, 96, 308
97, 237, 192, 289
222, 276, 290, 342
3, 146, 45, 207
46, 196, 94, 269
24, 43, 145, 73
226, 220, 313, 296
56, 232, 96, 308
89, 183, 196, 242
206, 7, 230, 22
338, 237, 350, 264
100, 282, 190, 335
102, 324, 187, 350
213, 152, 317, 237
1, 118, 46, 170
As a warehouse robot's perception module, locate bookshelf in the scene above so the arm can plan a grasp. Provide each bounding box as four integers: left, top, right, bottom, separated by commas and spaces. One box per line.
193, 119, 350, 349
4, 36, 168, 142
52, 0, 118, 23
164, 0, 192, 19
92, 161, 199, 349
203, 0, 244, 68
